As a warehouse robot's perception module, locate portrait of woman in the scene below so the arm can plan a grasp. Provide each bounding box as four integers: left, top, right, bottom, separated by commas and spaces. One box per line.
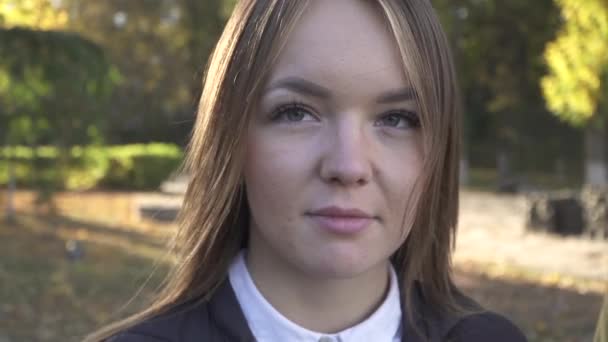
86, 0, 528, 341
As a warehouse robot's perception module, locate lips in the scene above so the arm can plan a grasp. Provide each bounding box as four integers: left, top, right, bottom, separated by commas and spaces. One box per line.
309, 206, 374, 218
307, 206, 375, 234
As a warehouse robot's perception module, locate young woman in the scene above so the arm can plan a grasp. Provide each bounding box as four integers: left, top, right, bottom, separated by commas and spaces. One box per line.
87, 0, 527, 341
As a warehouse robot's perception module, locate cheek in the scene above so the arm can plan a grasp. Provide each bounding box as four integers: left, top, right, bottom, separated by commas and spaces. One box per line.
243, 131, 313, 222
381, 142, 423, 227
382, 135, 422, 183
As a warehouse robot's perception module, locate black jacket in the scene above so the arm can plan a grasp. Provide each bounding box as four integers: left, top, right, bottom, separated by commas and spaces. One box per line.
107, 279, 527, 342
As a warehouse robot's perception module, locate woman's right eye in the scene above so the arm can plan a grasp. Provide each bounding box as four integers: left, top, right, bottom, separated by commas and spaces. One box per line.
270, 103, 317, 123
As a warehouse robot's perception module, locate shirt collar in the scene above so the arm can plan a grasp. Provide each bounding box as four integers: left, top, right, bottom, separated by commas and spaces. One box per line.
228, 250, 402, 342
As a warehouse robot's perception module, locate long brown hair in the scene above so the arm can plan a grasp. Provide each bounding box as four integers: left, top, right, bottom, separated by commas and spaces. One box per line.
86, 0, 466, 340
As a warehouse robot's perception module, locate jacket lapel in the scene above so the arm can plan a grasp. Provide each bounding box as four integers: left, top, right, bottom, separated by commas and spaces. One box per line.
400, 281, 482, 342
208, 279, 257, 342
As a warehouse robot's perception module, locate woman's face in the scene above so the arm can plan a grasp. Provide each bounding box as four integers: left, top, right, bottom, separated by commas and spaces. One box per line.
244, 0, 423, 278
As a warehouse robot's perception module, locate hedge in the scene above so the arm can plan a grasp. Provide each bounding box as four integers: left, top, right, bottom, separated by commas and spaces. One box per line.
0, 143, 183, 191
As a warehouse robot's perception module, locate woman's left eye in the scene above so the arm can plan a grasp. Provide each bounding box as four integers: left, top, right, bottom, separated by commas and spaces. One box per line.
375, 111, 420, 129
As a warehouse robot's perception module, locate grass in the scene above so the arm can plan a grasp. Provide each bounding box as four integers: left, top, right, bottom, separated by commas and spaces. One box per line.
455, 262, 604, 342
0, 214, 169, 342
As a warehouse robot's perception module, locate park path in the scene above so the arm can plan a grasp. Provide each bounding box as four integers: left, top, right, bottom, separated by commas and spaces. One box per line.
456, 190, 608, 284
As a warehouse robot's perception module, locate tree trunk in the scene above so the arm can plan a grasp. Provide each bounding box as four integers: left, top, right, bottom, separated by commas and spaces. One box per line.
7, 157, 15, 223
497, 149, 510, 182
584, 123, 607, 186
460, 157, 469, 186
4, 144, 16, 223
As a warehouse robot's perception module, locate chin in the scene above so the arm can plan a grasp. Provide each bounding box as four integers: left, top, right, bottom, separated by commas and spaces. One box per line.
297, 245, 383, 279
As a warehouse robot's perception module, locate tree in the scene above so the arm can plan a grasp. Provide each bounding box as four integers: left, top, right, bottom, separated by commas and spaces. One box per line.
433, 0, 574, 187
0, 0, 68, 30
542, 0, 608, 186
0, 28, 118, 145
0, 27, 118, 214
1, 0, 68, 220
65, 0, 229, 144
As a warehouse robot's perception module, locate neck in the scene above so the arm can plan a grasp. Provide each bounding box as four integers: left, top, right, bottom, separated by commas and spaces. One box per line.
245, 245, 391, 334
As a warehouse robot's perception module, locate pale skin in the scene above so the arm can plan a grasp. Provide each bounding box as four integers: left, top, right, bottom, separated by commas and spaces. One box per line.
244, 0, 423, 334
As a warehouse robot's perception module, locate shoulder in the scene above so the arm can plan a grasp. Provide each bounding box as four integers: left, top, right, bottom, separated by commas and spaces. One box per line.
445, 311, 528, 342
407, 282, 527, 342
105, 301, 214, 342
104, 279, 255, 342
107, 332, 168, 342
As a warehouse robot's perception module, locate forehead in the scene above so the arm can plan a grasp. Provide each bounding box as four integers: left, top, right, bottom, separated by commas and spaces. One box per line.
267, 0, 409, 95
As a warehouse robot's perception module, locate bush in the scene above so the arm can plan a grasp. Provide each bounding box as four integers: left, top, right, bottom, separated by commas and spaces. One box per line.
0, 143, 183, 191
100, 144, 183, 190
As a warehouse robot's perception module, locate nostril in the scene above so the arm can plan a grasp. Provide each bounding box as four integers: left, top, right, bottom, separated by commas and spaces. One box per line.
325, 169, 369, 187
319, 134, 372, 186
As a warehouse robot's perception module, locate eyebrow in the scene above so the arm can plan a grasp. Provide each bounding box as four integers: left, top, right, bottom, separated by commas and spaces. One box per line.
265, 77, 331, 99
376, 87, 416, 104
265, 76, 416, 103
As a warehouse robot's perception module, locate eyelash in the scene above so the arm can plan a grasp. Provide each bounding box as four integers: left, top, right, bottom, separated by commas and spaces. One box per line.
377, 110, 421, 129
270, 102, 420, 129
270, 101, 314, 123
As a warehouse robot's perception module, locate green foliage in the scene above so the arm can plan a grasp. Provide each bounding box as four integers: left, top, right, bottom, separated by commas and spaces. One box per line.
0, 0, 69, 30
433, 0, 560, 115
0, 28, 119, 146
0, 1, 232, 145
542, 0, 608, 126
0, 144, 183, 190
431, 0, 580, 176
0, 27, 120, 201
66, 0, 228, 143
101, 144, 184, 190
0, 27, 119, 147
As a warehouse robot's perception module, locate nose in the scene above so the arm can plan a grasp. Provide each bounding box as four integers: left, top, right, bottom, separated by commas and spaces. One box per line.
319, 121, 372, 187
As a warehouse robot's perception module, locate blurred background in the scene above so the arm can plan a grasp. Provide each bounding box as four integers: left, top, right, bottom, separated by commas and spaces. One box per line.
0, 0, 606, 341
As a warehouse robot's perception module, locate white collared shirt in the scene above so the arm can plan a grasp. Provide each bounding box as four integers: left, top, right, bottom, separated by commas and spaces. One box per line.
228, 251, 402, 342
